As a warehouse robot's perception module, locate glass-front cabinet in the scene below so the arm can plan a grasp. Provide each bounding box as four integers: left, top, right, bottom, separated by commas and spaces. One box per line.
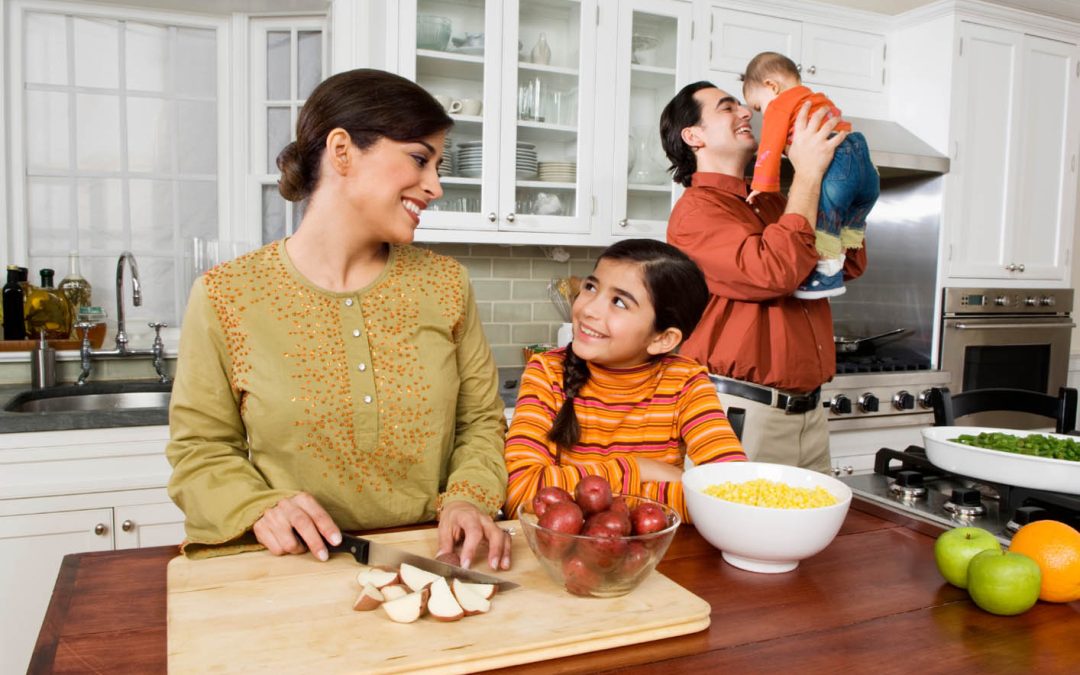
397, 0, 598, 235
607, 0, 691, 238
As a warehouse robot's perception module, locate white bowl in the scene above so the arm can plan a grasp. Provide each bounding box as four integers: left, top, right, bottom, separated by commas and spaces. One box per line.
682, 462, 852, 573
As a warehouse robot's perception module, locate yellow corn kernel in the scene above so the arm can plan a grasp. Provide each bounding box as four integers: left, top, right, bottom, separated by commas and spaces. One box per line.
703, 478, 837, 508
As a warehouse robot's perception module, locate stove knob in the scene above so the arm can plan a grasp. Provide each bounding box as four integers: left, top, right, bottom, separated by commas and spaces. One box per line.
951, 488, 982, 506
994, 295, 1009, 306
917, 389, 935, 409
1012, 505, 1049, 526
1040, 296, 1056, 307
829, 394, 852, 415
892, 390, 915, 410
893, 470, 924, 487
1025, 296, 1038, 307
857, 393, 879, 413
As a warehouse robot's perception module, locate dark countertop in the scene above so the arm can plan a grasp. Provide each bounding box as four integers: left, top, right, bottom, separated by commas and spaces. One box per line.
0, 380, 170, 434
29, 501, 1080, 673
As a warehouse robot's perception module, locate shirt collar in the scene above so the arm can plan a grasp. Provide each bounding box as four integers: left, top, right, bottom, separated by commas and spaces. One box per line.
690, 172, 749, 197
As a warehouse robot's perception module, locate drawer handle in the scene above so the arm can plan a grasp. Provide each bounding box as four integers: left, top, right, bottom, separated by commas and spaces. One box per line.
94, 523, 108, 536
122, 519, 135, 532
808, 65, 817, 75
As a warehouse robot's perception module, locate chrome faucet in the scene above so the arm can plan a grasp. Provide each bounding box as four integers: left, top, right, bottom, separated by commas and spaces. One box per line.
76, 251, 170, 385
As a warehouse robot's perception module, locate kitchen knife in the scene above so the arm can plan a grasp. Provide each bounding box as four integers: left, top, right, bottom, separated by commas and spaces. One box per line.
323, 532, 519, 591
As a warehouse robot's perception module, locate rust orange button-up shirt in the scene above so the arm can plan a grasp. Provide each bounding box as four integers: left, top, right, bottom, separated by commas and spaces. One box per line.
667, 172, 867, 393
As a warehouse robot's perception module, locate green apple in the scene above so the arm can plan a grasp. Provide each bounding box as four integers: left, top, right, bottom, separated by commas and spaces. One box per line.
966, 550, 1042, 616
934, 526, 1001, 588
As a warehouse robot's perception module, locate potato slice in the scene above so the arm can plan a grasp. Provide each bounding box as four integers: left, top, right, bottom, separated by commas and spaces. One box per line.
352, 583, 384, 611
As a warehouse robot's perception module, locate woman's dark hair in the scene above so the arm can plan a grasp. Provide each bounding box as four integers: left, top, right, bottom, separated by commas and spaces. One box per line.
548, 238, 710, 455
276, 69, 453, 201
659, 81, 717, 187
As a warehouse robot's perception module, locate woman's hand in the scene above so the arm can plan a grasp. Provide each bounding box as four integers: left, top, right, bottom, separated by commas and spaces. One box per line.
435, 501, 512, 571
252, 492, 342, 561
638, 457, 684, 483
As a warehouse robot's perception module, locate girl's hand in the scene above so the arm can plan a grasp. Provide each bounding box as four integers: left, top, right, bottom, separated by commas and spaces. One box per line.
638, 457, 684, 483
252, 492, 342, 561
435, 501, 512, 571
746, 189, 762, 204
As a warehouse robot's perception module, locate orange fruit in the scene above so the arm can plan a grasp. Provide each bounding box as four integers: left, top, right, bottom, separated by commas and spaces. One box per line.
1007, 520, 1080, 603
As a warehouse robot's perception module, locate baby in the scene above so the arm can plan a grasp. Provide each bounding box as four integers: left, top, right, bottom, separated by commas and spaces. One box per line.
743, 51, 879, 299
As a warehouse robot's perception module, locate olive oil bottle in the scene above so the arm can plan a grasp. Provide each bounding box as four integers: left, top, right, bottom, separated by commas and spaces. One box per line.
25, 268, 72, 340
2, 265, 28, 340
59, 251, 92, 334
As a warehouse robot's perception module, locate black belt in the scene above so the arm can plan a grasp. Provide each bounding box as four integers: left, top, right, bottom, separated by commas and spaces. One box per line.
712, 377, 822, 414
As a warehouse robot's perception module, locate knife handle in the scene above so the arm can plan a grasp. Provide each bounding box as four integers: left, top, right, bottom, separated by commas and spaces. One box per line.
295, 530, 370, 564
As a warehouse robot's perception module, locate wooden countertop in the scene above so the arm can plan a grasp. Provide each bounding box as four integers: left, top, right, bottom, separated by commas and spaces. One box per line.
30, 501, 1080, 673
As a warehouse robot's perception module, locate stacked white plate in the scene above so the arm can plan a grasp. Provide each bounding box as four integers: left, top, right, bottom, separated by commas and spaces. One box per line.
437, 140, 455, 177
456, 141, 483, 178
516, 142, 538, 179
538, 161, 576, 183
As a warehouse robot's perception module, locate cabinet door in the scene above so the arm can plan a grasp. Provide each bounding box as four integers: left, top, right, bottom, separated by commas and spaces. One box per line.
609, 0, 691, 237
709, 8, 800, 74
113, 501, 185, 550
947, 23, 1023, 279
801, 23, 885, 91
1010, 34, 1080, 281
0, 509, 114, 675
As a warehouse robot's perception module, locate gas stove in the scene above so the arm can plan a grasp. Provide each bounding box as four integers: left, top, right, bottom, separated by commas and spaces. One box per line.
839, 446, 1080, 544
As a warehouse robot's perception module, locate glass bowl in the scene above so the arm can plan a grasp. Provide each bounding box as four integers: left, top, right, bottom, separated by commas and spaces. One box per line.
517, 495, 680, 598
416, 15, 452, 51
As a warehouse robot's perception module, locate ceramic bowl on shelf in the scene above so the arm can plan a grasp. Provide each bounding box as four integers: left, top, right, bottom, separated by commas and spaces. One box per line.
631, 34, 660, 65
416, 15, 452, 51
682, 462, 852, 574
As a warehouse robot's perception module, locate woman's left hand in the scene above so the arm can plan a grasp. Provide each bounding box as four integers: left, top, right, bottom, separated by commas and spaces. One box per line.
435, 501, 512, 571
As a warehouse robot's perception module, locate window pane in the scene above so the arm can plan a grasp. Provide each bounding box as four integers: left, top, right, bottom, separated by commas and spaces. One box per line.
26, 178, 74, 252
129, 179, 174, 250
267, 106, 291, 173
177, 100, 217, 174
177, 181, 218, 240
25, 90, 70, 171
297, 31, 322, 99
73, 17, 119, 89
75, 94, 122, 171
24, 12, 68, 85
175, 27, 217, 98
267, 31, 291, 100
126, 22, 168, 92
262, 184, 286, 243
127, 97, 173, 173
77, 178, 125, 253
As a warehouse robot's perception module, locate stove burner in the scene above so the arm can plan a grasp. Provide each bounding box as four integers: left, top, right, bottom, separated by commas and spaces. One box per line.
1006, 506, 1050, 533
943, 488, 986, 519
888, 470, 926, 501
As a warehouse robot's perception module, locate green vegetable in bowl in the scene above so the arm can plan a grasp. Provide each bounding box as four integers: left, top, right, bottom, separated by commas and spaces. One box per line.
950, 432, 1080, 463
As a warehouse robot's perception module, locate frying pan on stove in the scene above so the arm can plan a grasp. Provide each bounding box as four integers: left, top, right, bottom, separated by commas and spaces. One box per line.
834, 328, 907, 354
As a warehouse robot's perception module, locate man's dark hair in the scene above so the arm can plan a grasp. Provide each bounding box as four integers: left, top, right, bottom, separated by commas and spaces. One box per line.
659, 81, 716, 187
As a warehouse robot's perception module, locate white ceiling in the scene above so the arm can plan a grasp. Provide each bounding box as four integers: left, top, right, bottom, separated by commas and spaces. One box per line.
819, 0, 1080, 22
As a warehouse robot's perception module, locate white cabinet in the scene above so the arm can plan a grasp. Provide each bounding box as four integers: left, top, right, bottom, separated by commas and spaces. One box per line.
945, 22, 1080, 282
602, 0, 692, 238
707, 7, 886, 93
398, 0, 599, 237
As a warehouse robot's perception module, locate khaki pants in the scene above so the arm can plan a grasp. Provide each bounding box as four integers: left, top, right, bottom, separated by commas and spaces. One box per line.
716, 390, 832, 474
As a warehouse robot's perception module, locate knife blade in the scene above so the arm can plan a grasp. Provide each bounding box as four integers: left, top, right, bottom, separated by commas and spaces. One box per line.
325, 532, 519, 591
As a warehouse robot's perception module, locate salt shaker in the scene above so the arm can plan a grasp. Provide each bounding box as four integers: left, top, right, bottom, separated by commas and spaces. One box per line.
531, 33, 551, 65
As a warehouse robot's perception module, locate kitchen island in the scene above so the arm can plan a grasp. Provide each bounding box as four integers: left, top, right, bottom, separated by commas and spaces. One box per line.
29, 501, 1079, 673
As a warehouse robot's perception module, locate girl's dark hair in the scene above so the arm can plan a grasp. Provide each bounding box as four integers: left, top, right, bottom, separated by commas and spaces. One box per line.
276, 69, 453, 201
548, 239, 710, 455
659, 81, 717, 187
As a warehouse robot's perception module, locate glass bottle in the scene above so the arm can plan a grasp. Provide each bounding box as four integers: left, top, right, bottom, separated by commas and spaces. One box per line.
25, 268, 72, 340
2, 265, 27, 340
531, 32, 551, 66
59, 251, 92, 334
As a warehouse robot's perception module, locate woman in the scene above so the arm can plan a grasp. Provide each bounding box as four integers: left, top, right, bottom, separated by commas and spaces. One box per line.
167, 69, 511, 571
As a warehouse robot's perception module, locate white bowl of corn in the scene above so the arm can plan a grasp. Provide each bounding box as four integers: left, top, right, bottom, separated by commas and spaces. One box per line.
682, 462, 852, 573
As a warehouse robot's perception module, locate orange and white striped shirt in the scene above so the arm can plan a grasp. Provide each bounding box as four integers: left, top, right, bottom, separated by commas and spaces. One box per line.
504, 349, 745, 522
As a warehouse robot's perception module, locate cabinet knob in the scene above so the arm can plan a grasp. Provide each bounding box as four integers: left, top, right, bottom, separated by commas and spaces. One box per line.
487, 212, 497, 222
1005, 263, 1016, 272
808, 65, 817, 75
618, 218, 628, 228
796, 63, 803, 72
832, 466, 841, 476
94, 523, 108, 536
1017, 263, 1025, 272
505, 212, 515, 222
843, 465, 854, 475
122, 519, 135, 532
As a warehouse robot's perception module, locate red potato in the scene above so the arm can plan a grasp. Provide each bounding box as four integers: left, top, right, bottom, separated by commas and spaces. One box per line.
574, 475, 613, 515
630, 502, 669, 536
426, 577, 464, 622
435, 551, 461, 567
585, 510, 631, 537
577, 522, 629, 572
562, 554, 603, 596
532, 486, 574, 517
616, 541, 652, 577
609, 496, 631, 518
352, 583, 385, 611
537, 500, 585, 559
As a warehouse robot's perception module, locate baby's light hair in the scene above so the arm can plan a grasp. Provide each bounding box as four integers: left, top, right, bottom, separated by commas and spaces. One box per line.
743, 51, 801, 87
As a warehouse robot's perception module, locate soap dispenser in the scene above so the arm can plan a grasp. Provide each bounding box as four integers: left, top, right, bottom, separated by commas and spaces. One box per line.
31, 332, 56, 389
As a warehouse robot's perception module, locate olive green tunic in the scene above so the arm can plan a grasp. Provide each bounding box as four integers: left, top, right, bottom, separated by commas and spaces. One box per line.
167, 241, 507, 557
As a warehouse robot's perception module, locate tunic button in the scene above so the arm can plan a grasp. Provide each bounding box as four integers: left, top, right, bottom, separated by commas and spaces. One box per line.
357, 363, 367, 371
344, 298, 354, 307
352, 329, 361, 337
363, 395, 373, 404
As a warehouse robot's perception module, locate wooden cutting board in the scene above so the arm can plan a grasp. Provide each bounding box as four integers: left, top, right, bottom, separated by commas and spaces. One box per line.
167, 521, 711, 674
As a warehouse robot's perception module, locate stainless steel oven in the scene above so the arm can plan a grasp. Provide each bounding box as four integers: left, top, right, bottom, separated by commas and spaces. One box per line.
938, 287, 1074, 427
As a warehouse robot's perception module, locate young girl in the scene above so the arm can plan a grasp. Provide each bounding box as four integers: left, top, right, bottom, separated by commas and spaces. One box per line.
504, 239, 745, 521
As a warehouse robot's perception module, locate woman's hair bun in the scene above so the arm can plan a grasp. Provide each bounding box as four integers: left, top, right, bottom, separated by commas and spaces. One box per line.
276, 141, 308, 201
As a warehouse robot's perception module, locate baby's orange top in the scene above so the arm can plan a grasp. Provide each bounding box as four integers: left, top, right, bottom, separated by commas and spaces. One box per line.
751, 85, 851, 193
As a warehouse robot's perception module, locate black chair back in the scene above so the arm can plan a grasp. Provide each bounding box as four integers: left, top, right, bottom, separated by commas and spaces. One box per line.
930, 386, 1078, 434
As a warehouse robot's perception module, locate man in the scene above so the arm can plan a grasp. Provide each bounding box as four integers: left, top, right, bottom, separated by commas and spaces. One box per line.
660, 82, 867, 473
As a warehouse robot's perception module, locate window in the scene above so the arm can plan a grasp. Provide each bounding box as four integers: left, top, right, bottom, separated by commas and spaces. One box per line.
10, 2, 224, 331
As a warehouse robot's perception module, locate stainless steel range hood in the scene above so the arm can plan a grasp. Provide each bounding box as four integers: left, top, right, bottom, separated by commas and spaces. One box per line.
750, 116, 950, 175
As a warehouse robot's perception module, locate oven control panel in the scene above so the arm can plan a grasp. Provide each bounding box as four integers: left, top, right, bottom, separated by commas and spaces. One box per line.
943, 287, 1073, 316
823, 372, 952, 423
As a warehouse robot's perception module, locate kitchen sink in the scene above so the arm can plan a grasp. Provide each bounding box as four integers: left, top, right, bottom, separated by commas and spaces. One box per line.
3, 382, 172, 414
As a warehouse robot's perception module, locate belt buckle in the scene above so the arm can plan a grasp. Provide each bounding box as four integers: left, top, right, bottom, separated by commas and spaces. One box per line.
783, 394, 811, 414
